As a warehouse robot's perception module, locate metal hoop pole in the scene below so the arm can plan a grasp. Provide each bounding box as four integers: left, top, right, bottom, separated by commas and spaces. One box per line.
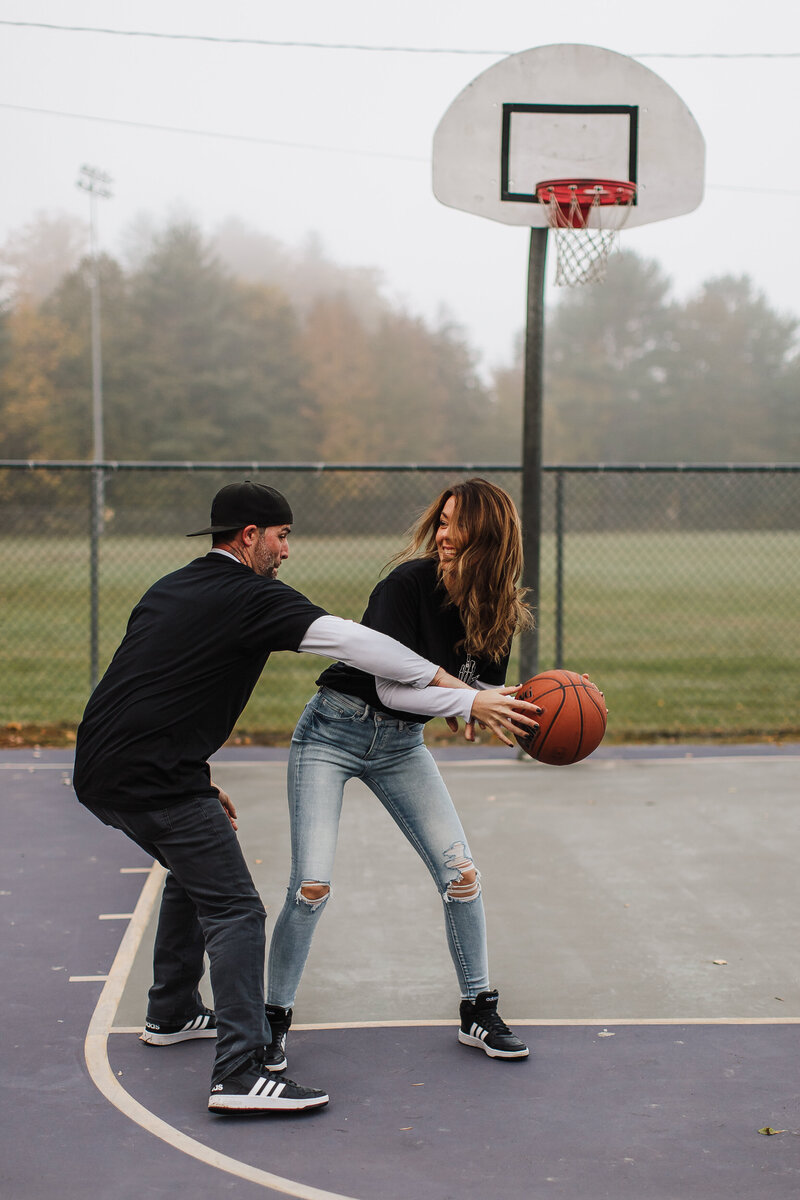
519, 226, 548, 687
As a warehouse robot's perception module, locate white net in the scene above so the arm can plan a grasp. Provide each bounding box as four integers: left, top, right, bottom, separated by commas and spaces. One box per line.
538, 183, 635, 287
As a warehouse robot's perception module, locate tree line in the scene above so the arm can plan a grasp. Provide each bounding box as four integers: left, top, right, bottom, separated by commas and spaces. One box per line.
1, 214, 797, 465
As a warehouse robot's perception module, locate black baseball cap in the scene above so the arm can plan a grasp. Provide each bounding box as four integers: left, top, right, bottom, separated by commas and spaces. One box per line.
186, 480, 293, 536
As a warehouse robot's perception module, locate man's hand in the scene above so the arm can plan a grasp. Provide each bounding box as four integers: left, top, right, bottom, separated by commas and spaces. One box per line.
445, 714, 480, 741
211, 779, 238, 831
445, 714, 478, 741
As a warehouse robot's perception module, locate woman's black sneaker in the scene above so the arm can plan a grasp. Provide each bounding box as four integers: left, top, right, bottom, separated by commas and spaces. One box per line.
262, 1003, 292, 1071
140, 1007, 217, 1045
208, 1053, 328, 1113
458, 990, 529, 1058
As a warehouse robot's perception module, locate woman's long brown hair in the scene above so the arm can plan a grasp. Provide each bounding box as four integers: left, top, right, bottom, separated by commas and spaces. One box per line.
393, 478, 534, 662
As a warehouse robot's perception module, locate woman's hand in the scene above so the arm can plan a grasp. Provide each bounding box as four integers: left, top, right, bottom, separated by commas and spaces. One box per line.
467, 686, 542, 748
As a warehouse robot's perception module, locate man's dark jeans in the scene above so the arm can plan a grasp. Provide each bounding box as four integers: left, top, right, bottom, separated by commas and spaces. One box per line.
88, 794, 269, 1083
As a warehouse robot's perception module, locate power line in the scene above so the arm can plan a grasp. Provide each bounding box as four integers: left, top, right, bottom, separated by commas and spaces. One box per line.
0, 103, 428, 163
2, 101, 799, 197
0, 20, 798, 58
0, 20, 507, 52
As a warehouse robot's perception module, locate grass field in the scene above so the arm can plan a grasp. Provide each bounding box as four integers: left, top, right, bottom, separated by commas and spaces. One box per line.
2, 531, 799, 745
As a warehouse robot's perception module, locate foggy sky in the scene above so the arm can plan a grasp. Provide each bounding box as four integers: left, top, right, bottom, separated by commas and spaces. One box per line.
1, 0, 798, 372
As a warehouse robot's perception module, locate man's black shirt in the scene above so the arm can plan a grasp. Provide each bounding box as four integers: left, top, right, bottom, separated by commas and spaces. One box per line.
74, 553, 327, 810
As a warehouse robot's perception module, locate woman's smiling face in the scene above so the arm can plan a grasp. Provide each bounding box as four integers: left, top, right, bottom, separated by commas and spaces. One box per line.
435, 495, 458, 569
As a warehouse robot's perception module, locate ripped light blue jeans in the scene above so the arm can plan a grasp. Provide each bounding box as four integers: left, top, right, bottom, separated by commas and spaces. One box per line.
267, 688, 490, 1007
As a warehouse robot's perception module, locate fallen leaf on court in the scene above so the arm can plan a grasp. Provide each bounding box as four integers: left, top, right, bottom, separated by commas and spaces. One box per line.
712, 960, 728, 966
758, 1127, 786, 1136
400, 1127, 413, 1131
255, 859, 262, 864
597, 1029, 615, 1038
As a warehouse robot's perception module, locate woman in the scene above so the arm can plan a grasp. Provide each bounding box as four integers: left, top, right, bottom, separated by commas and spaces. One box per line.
266, 478, 540, 1066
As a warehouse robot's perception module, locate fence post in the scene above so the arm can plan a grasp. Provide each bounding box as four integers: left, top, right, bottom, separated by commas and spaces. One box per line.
89, 464, 102, 690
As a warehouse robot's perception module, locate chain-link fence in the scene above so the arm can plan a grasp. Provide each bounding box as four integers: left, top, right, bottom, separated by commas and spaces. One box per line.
1, 462, 798, 744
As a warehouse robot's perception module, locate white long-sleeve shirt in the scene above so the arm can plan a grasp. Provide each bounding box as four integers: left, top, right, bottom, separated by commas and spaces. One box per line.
298, 615, 441, 689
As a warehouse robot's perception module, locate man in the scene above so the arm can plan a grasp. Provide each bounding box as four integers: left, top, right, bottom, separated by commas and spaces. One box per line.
74, 480, 529, 1116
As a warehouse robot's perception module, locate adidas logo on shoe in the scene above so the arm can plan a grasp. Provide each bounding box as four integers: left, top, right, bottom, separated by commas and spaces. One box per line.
140, 1009, 218, 1046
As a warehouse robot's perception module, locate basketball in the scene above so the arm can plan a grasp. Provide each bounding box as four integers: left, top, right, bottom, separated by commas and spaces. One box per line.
514, 669, 608, 765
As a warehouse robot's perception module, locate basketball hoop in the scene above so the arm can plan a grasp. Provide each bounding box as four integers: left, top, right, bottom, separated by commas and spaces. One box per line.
536, 179, 637, 287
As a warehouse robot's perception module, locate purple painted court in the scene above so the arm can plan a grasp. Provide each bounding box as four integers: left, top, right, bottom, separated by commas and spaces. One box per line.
3, 743, 800, 1199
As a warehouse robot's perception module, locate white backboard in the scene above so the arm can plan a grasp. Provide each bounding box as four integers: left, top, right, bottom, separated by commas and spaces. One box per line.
433, 44, 705, 229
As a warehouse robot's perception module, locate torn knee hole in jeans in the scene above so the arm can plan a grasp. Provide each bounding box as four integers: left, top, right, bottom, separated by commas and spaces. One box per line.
296, 881, 330, 909
443, 841, 481, 902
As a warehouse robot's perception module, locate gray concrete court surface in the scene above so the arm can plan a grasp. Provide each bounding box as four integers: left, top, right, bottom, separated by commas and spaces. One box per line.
4, 743, 800, 1200
118, 747, 800, 1027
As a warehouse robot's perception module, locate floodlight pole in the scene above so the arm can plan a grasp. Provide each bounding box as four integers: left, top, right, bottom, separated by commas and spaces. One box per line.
518, 227, 548, 687
76, 164, 113, 690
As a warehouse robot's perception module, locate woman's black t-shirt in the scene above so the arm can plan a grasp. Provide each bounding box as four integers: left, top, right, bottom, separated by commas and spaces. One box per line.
318, 557, 508, 722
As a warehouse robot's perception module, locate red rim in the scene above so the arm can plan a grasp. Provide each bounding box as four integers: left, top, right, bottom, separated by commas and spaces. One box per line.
536, 178, 637, 207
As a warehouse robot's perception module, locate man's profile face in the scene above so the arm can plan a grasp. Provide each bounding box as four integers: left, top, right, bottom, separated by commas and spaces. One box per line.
252, 525, 291, 578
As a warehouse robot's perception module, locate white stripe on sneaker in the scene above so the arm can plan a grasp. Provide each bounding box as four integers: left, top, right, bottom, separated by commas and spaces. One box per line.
252, 1079, 284, 1098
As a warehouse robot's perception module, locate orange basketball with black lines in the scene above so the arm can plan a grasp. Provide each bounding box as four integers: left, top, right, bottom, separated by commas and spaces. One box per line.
514, 669, 608, 765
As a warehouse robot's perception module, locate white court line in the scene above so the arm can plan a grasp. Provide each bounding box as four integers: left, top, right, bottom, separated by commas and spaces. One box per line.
84, 860, 364, 1200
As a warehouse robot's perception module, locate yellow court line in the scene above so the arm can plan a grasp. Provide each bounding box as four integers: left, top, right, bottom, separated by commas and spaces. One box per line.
210, 754, 800, 770
84, 860, 364, 1200
291, 1016, 800, 1027
440, 755, 800, 768
3, 754, 798, 774
87, 854, 800, 1196
0, 762, 75, 769
113, 1013, 800, 1033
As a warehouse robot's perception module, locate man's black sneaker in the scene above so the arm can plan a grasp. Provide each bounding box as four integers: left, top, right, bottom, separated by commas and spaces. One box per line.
263, 1003, 292, 1072
140, 1008, 217, 1046
458, 990, 529, 1059
208, 1054, 328, 1113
